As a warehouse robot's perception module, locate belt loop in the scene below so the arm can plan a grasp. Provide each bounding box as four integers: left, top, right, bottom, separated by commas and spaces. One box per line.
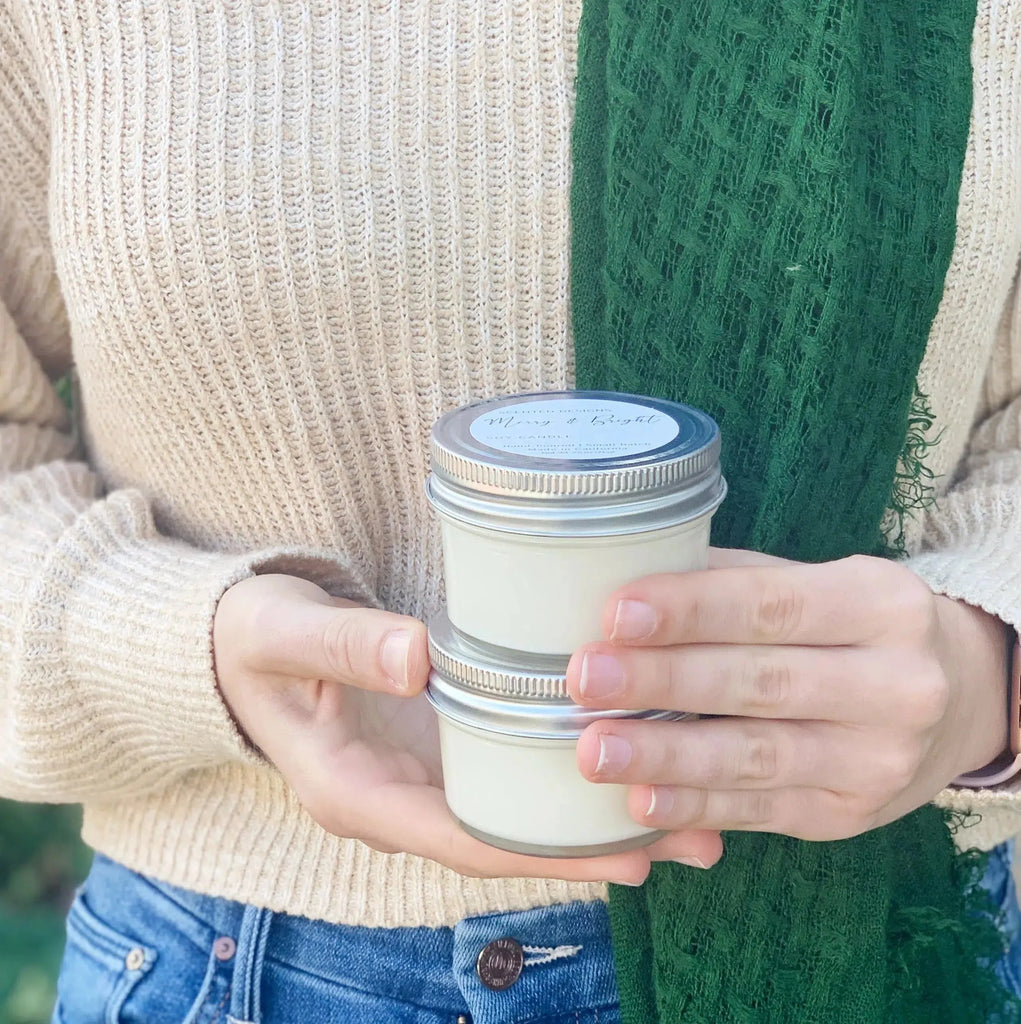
228, 906, 273, 1024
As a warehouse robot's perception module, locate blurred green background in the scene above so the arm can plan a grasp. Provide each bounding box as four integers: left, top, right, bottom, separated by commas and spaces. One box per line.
0, 800, 89, 1024
0, 386, 91, 1022
1, 382, 105, 1021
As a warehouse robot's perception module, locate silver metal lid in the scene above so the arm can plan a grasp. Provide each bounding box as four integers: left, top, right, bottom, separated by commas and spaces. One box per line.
427, 391, 726, 536
427, 610, 690, 736
426, 672, 687, 739
429, 610, 573, 699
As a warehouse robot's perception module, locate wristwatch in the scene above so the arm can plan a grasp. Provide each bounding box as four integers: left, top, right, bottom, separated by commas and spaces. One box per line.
953, 636, 1021, 788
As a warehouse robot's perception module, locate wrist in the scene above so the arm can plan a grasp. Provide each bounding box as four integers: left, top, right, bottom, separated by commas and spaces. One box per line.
934, 595, 1009, 776
953, 629, 1021, 788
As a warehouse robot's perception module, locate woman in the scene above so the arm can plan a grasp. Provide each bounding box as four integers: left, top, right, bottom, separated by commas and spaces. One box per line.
2, 0, 1021, 1020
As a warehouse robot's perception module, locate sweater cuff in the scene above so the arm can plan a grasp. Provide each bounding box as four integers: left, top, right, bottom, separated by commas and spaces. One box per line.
904, 488, 1021, 849
935, 782, 1021, 851
12, 485, 374, 800
903, 483, 1021, 635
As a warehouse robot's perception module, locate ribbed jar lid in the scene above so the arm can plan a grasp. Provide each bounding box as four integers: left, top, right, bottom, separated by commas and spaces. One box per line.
426, 391, 726, 536
428, 609, 571, 699
426, 672, 687, 739
427, 609, 688, 737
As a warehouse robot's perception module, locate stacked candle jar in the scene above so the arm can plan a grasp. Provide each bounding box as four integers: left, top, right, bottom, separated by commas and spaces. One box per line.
424, 391, 727, 856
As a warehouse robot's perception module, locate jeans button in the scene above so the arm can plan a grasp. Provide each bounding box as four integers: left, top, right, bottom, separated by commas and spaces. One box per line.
476, 938, 524, 991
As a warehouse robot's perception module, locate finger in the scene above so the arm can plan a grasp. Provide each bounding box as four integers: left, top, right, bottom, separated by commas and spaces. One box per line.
281, 731, 647, 881
254, 593, 430, 695
601, 555, 933, 648
314, 761, 651, 883
630, 784, 876, 841
281, 725, 718, 884
397, 790, 726, 881
575, 718, 919, 796
366, 785, 661, 884
567, 643, 942, 725
643, 829, 725, 869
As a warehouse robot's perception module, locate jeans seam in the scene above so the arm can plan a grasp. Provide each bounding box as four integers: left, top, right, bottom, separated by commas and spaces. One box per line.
209, 983, 232, 1024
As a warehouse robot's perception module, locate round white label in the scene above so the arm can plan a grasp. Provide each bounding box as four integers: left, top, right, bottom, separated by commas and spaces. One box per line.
469, 398, 681, 459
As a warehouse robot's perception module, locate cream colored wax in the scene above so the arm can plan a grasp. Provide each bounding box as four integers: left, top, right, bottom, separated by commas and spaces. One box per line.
441, 515, 712, 654
437, 717, 657, 852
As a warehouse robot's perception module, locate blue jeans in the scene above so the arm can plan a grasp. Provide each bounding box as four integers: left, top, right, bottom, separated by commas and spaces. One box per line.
979, 838, 1021, 999
51, 854, 621, 1023
54, 844, 1021, 1022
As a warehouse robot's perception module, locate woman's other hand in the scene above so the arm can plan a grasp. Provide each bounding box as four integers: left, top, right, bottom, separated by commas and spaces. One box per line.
213, 574, 723, 882
568, 549, 1009, 845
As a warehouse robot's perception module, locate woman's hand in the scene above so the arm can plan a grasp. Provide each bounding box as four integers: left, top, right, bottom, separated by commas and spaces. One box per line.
213, 574, 722, 881
568, 549, 1009, 845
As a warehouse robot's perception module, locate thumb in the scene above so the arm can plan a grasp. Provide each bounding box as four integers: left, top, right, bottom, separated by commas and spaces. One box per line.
253, 580, 430, 694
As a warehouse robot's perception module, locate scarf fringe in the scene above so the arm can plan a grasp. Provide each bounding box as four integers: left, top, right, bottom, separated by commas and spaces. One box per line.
883, 386, 942, 557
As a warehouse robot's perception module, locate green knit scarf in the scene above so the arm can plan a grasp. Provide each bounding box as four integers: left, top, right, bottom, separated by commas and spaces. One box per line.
570, 1, 1021, 1020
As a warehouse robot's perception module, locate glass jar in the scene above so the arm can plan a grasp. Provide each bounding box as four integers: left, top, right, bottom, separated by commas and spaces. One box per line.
426, 391, 727, 654
426, 611, 690, 856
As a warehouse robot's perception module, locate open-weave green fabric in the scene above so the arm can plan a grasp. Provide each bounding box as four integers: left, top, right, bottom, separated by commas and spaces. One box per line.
570, 1, 1021, 1020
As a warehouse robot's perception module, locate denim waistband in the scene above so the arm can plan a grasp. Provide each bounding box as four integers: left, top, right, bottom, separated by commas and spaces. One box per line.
77, 853, 619, 1023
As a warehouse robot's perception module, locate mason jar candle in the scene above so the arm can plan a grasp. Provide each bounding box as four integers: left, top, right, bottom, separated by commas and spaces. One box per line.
426, 611, 689, 856
426, 391, 726, 654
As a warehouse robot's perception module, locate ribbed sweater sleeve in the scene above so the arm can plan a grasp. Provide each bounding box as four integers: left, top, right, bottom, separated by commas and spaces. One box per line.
909, 273, 1021, 847
0, 10, 372, 805
907, 324, 1021, 641
892, 0, 1021, 848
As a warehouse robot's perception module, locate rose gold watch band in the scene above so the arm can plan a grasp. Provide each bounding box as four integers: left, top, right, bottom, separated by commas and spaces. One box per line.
953, 636, 1021, 789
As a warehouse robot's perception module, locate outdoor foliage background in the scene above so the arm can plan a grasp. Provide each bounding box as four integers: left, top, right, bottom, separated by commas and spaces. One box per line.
0, 801, 88, 1024
0, 383, 89, 1023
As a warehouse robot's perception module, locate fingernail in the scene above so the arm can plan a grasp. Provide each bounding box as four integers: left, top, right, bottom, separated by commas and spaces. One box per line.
612, 879, 644, 887
579, 652, 625, 700
673, 856, 708, 869
595, 734, 632, 776
611, 600, 657, 642
646, 786, 674, 819
380, 630, 412, 691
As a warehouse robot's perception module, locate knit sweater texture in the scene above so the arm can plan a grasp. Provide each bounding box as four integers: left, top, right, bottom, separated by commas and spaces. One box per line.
1, 0, 1021, 928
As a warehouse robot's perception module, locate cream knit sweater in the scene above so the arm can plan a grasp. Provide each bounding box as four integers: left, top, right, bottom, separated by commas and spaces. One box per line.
1, 0, 1021, 929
